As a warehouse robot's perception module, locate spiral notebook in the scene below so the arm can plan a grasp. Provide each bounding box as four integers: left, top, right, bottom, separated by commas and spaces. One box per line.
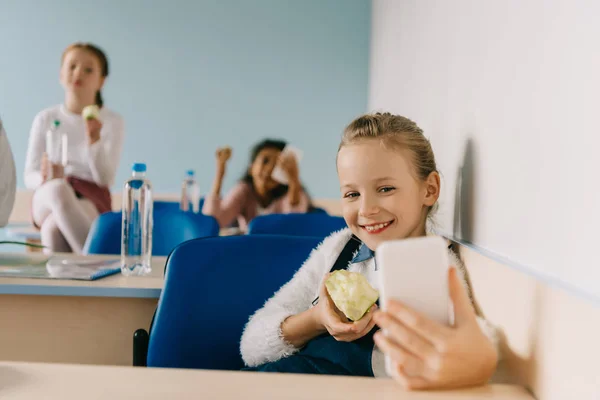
0, 257, 121, 281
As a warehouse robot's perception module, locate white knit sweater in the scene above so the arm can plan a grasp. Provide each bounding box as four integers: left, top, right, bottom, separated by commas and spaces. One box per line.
239, 228, 499, 378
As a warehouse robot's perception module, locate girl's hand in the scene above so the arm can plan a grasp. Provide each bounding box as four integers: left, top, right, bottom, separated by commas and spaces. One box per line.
278, 152, 299, 184
216, 147, 232, 169
373, 268, 498, 390
313, 274, 378, 342
41, 153, 64, 183
86, 118, 102, 145
208, 147, 232, 197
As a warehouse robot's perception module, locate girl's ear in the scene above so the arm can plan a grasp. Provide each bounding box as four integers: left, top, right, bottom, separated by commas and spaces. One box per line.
423, 171, 440, 207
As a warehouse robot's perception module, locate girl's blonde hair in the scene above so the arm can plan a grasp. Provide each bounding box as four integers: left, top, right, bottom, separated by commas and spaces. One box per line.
339, 112, 438, 182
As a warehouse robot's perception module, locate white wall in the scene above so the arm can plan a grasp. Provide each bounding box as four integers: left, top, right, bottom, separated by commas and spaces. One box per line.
369, 0, 600, 300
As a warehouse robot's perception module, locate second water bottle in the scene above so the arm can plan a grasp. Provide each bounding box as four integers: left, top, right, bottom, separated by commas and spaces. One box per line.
180, 169, 200, 213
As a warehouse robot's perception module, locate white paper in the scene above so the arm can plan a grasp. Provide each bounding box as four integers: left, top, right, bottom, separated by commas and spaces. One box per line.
271, 145, 303, 184
45, 258, 120, 279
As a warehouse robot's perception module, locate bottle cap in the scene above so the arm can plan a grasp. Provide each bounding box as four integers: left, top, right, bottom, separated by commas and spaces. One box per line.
132, 163, 147, 173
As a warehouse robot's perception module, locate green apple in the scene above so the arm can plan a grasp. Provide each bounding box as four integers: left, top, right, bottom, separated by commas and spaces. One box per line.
82, 105, 100, 120
325, 270, 379, 321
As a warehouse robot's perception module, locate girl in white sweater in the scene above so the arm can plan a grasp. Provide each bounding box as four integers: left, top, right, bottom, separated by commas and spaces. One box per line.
24, 43, 124, 254
240, 113, 498, 390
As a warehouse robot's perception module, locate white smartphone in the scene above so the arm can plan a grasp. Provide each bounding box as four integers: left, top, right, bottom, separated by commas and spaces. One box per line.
376, 236, 451, 376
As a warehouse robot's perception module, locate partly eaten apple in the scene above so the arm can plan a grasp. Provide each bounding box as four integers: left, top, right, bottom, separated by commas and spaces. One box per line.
325, 270, 379, 321
82, 105, 100, 120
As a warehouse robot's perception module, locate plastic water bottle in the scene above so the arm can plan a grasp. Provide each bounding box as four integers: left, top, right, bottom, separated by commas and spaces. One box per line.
46, 119, 67, 177
180, 169, 200, 213
121, 163, 153, 276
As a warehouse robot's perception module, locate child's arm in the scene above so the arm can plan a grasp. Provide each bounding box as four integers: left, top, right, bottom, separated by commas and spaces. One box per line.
23, 112, 47, 190
209, 147, 231, 197
282, 186, 310, 213
86, 116, 124, 187
202, 182, 247, 228
276, 307, 324, 348
287, 176, 302, 206
240, 231, 350, 367
203, 147, 245, 228
277, 151, 308, 210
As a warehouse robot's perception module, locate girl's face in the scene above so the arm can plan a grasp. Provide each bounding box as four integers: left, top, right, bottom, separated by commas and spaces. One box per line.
60, 48, 104, 100
250, 147, 281, 194
337, 140, 440, 251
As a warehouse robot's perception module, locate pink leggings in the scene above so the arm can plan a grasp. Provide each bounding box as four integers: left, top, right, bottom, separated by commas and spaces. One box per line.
32, 179, 99, 254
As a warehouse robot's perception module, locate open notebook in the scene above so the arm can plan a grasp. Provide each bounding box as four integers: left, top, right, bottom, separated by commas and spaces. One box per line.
0, 256, 121, 281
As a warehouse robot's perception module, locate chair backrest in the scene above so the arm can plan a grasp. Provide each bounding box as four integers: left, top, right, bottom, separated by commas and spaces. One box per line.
154, 198, 205, 213
83, 210, 219, 256
83, 212, 121, 255
153, 201, 180, 213
146, 235, 322, 370
247, 213, 347, 238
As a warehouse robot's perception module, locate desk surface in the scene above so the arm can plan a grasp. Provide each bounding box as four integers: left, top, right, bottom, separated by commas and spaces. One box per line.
0, 253, 166, 298
0, 362, 533, 400
5, 223, 243, 239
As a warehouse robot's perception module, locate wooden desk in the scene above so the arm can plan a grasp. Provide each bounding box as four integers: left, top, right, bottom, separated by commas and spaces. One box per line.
0, 254, 166, 366
0, 362, 533, 400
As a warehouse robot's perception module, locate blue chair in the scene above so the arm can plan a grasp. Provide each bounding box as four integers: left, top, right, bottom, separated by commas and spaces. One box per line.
83, 210, 219, 256
154, 198, 205, 213
247, 213, 347, 238
143, 235, 321, 370
153, 201, 180, 213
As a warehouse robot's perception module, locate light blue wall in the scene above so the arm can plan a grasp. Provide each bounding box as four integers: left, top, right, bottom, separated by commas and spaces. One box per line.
0, 0, 370, 198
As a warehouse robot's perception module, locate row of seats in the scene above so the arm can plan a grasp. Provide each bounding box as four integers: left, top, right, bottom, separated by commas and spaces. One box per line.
83, 201, 347, 256
83, 209, 219, 256
84, 203, 347, 367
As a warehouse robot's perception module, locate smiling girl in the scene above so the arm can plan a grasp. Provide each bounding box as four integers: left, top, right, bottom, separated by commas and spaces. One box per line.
239, 112, 498, 390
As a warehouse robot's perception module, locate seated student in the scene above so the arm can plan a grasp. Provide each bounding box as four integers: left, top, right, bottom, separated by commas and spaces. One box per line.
0, 116, 16, 227
203, 139, 310, 230
24, 43, 124, 254
240, 113, 498, 389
